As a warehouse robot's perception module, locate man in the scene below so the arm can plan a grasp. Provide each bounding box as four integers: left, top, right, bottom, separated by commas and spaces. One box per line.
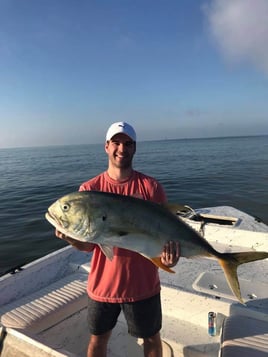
56, 122, 180, 357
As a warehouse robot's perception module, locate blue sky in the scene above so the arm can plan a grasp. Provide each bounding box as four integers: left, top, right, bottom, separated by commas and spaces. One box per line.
1, 0, 268, 148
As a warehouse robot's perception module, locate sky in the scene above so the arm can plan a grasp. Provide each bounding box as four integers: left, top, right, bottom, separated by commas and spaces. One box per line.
0, 0, 268, 148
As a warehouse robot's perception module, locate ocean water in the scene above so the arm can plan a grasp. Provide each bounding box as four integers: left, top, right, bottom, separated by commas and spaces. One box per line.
1, 135, 268, 276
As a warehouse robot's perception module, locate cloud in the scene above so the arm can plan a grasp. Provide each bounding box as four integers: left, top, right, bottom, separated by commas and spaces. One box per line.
204, 0, 268, 75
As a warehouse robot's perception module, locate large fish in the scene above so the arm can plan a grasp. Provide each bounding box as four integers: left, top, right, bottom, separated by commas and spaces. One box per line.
45, 191, 268, 303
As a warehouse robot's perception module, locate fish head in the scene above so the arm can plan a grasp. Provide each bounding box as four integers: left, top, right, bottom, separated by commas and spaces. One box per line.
45, 191, 105, 242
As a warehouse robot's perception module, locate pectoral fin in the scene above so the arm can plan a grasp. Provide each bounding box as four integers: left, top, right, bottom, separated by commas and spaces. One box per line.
98, 244, 114, 260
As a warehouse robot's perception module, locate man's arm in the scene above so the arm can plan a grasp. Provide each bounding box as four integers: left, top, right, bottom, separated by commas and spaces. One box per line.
55, 230, 95, 252
152, 181, 180, 267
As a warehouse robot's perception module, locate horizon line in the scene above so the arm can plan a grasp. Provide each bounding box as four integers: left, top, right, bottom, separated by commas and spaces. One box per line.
1, 133, 267, 150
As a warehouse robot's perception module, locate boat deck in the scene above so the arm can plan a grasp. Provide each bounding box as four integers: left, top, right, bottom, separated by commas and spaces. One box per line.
1, 249, 268, 357
1, 206, 268, 356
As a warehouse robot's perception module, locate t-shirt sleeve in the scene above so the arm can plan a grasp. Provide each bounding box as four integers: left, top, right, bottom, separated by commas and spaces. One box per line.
79, 174, 102, 192
79, 183, 89, 191
150, 179, 167, 203
152, 180, 167, 204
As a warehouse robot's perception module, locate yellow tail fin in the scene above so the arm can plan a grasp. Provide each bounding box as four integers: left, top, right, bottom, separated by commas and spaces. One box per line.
219, 251, 268, 304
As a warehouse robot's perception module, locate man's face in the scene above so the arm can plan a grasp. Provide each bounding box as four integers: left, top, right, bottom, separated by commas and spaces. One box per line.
105, 133, 136, 169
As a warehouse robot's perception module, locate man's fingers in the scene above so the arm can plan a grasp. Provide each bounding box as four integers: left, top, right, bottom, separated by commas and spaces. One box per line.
161, 241, 180, 267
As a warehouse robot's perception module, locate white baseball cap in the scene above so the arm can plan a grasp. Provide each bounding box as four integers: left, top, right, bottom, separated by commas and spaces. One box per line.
105, 122, 136, 142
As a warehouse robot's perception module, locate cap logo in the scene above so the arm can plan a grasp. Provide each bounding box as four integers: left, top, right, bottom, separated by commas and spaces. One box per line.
105, 121, 136, 142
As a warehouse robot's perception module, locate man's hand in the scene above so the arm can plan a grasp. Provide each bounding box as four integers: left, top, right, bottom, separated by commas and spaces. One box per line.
161, 241, 180, 267
55, 229, 95, 252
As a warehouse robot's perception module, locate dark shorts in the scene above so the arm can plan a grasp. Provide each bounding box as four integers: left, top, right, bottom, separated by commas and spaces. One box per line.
87, 293, 162, 338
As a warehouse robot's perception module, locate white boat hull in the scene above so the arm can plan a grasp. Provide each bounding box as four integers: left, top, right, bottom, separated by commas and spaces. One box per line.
1, 206, 268, 357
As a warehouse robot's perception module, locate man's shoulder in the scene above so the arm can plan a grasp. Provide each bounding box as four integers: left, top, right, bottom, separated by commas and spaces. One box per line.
79, 172, 106, 191
133, 171, 166, 203
133, 170, 160, 184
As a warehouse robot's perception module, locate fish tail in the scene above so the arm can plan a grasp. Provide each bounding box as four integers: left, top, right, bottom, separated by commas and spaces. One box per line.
150, 257, 175, 273
218, 251, 268, 304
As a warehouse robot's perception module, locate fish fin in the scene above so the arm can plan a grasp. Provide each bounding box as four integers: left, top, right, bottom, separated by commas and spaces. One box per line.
98, 244, 114, 260
101, 232, 162, 258
219, 251, 268, 304
164, 203, 192, 217
150, 257, 175, 273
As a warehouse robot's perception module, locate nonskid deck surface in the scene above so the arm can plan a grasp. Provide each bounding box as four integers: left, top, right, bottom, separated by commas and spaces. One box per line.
1, 206, 268, 357
1, 257, 267, 357
0, 286, 230, 357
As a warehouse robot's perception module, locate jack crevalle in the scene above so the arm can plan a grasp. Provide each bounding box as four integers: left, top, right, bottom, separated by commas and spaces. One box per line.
45, 191, 268, 303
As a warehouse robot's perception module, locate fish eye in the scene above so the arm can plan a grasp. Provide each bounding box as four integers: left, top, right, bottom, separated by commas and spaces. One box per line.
62, 203, 70, 212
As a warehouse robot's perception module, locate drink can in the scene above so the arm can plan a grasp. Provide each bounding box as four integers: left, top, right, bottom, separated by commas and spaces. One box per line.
208, 311, 216, 336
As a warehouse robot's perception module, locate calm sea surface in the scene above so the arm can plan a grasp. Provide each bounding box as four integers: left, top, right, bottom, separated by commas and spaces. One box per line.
1, 135, 268, 276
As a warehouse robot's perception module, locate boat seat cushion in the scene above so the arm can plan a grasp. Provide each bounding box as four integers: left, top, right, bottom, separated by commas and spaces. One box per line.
0, 272, 88, 334
220, 314, 268, 357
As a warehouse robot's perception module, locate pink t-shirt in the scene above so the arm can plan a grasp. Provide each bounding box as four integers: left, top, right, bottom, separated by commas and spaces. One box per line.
79, 170, 166, 303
